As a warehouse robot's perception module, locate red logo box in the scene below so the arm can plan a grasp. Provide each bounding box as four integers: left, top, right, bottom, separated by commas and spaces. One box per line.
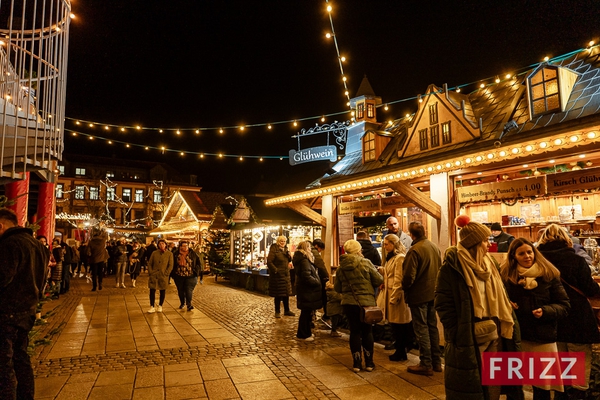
481, 352, 586, 386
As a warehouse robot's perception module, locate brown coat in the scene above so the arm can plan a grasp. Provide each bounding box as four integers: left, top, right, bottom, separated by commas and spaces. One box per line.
148, 249, 173, 290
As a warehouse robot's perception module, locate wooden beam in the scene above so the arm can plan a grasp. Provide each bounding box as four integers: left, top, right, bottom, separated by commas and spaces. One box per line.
387, 181, 442, 220
286, 202, 327, 226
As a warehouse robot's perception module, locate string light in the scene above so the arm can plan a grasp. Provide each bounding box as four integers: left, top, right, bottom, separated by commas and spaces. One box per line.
325, 0, 352, 107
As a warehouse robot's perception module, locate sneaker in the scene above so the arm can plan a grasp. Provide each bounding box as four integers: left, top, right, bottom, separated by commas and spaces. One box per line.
200, 280, 204, 285
157, 305, 163, 312
433, 364, 443, 372
365, 364, 375, 372
187, 305, 194, 311
147, 307, 156, 314
275, 312, 281, 318
330, 331, 342, 338
132, 281, 136, 288
304, 336, 314, 342
120, 284, 126, 288
407, 364, 433, 376
283, 311, 296, 316
178, 304, 185, 310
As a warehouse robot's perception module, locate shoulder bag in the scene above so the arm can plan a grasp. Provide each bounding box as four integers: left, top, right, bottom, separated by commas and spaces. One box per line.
339, 268, 383, 325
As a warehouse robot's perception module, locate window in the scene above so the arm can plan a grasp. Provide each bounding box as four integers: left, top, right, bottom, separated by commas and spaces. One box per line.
430, 125, 440, 147
429, 103, 438, 125
153, 190, 162, 203
56, 184, 64, 199
106, 187, 116, 201
122, 188, 132, 202
419, 129, 428, 150
153, 211, 162, 221
357, 103, 365, 119
106, 171, 114, 178
530, 67, 560, 116
363, 131, 376, 162
57, 166, 65, 175
367, 103, 375, 119
134, 189, 144, 202
75, 185, 85, 200
89, 187, 99, 200
442, 121, 452, 144
75, 167, 86, 176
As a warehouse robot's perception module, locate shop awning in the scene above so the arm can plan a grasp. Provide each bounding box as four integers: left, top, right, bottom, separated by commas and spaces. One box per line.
149, 220, 200, 236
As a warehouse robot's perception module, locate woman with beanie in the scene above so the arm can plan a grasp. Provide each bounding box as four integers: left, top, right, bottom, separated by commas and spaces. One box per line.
267, 236, 295, 318
537, 224, 600, 399
334, 239, 383, 372
292, 241, 322, 341
435, 215, 523, 400
377, 234, 413, 361
501, 237, 570, 399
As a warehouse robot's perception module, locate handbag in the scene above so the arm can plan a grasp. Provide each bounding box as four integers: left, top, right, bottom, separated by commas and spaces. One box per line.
561, 278, 600, 331
473, 319, 499, 345
339, 268, 383, 325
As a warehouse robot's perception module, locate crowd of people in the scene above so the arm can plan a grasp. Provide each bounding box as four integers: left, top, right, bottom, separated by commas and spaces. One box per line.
2, 204, 600, 400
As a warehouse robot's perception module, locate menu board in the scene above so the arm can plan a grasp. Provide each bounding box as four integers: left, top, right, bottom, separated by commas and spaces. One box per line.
456, 176, 546, 203
337, 213, 354, 244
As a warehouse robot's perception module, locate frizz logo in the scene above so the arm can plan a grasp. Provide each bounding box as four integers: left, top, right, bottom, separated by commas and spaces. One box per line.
481, 352, 585, 386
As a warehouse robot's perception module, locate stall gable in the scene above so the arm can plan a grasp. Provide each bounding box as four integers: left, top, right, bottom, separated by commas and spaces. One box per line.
230, 198, 254, 224
399, 84, 481, 159
161, 190, 201, 224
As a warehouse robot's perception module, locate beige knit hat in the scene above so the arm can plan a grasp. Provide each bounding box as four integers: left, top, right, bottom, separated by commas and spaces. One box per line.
344, 239, 362, 254
455, 215, 491, 249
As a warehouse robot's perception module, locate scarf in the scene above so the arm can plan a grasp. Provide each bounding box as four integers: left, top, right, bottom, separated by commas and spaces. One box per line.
177, 248, 189, 267
517, 263, 542, 289
457, 243, 515, 339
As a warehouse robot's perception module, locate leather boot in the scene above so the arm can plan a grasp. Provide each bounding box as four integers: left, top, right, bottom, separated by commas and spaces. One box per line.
352, 351, 362, 373
364, 349, 375, 372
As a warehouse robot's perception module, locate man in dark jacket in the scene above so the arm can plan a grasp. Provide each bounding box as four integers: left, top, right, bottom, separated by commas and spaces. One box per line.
0, 208, 48, 399
312, 239, 330, 321
490, 222, 514, 252
401, 221, 442, 376
356, 231, 381, 267
60, 239, 73, 293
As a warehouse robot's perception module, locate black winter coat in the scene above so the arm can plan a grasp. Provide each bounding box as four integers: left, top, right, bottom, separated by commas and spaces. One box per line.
267, 244, 292, 297
538, 241, 600, 343
505, 276, 570, 343
293, 252, 322, 310
436, 246, 522, 400
357, 239, 382, 266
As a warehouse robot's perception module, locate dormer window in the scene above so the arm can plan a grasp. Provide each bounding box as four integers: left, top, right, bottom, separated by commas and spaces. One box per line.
357, 103, 365, 119
367, 103, 375, 119
429, 103, 438, 125
363, 131, 376, 162
529, 67, 559, 116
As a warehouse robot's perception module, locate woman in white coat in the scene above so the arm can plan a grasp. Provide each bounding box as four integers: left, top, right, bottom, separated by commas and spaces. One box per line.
377, 234, 413, 361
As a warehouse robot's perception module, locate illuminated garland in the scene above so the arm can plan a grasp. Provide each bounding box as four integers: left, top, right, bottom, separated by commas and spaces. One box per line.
65, 44, 597, 159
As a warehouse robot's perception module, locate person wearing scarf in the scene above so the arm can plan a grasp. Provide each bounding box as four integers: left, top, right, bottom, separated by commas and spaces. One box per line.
292, 240, 322, 341
172, 241, 203, 311
147, 239, 174, 313
500, 237, 570, 400
436, 216, 523, 400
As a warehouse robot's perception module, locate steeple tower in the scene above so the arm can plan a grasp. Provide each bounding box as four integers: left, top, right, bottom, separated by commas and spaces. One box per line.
350, 75, 382, 123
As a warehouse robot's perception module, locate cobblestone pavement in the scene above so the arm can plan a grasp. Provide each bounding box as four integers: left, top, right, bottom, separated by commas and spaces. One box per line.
32, 272, 450, 399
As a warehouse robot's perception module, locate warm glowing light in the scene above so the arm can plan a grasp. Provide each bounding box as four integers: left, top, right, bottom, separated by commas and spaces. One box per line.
219, 154, 223, 158
70, 13, 76, 19
445, 162, 451, 168
505, 74, 512, 79
219, 128, 224, 134
554, 138, 562, 145
525, 145, 534, 152
544, 56, 549, 62
195, 130, 200, 134
499, 151, 507, 157
176, 130, 181, 135
342, 76, 347, 82
480, 83, 485, 88
240, 126, 245, 131
523, 164, 529, 168
327, 5, 332, 12
495, 77, 500, 83
427, 166, 433, 172
121, 128, 125, 132
200, 154, 204, 158
159, 129, 163, 133
487, 153, 494, 159
89, 123, 93, 127
549, 159, 555, 163
477, 172, 482, 175
590, 41, 595, 47
419, 169, 424, 173
105, 126, 109, 130
89, 137, 93, 140
108, 140, 112, 144
570, 135, 579, 142
239, 156, 243, 161
75, 121, 80, 125
419, 98, 423, 103
476, 156, 483, 162
579, 154, 586, 158
405, 114, 410, 118
259, 157, 263, 161
321, 116, 325, 122
511, 148, 519, 154
345, 91, 349, 96
456, 88, 461, 93
455, 160, 461, 166
587, 131, 597, 139
539, 141, 548, 148
136, 126, 141, 130
293, 121, 297, 126
145, 147, 149, 150
465, 158, 472, 164
384, 105, 388, 110
326, 33, 332, 39
180, 152, 184, 156
268, 125, 272, 129
341, 56, 346, 62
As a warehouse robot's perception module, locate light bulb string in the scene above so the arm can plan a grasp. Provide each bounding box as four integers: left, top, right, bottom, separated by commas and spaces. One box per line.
65, 45, 594, 138
325, 0, 350, 104
64, 128, 289, 159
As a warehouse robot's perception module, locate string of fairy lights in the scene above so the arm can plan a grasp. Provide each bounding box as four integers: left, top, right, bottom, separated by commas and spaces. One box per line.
64, 1, 598, 161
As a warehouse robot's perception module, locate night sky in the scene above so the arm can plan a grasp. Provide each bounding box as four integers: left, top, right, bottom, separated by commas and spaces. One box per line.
64, 1, 600, 193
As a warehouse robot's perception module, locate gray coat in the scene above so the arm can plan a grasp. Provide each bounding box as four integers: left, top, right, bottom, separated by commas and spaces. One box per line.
148, 250, 173, 290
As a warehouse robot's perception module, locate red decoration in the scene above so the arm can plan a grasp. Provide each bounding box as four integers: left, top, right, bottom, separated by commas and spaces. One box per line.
455, 215, 471, 228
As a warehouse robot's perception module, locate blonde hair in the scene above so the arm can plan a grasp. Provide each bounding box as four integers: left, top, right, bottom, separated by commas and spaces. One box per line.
383, 234, 406, 256
500, 237, 560, 285
296, 240, 314, 263
537, 223, 573, 247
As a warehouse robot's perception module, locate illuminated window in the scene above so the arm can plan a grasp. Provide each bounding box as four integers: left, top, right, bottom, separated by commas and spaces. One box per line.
75, 167, 86, 176
357, 103, 364, 119
106, 187, 116, 201
153, 190, 162, 203
429, 103, 438, 125
56, 184, 64, 199
430, 125, 440, 147
529, 67, 560, 116
106, 171, 114, 178
134, 189, 144, 202
363, 131, 376, 162
75, 185, 85, 200
89, 187, 99, 200
367, 103, 375, 118
419, 129, 428, 150
57, 166, 64, 175
122, 188, 132, 202
442, 121, 452, 144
